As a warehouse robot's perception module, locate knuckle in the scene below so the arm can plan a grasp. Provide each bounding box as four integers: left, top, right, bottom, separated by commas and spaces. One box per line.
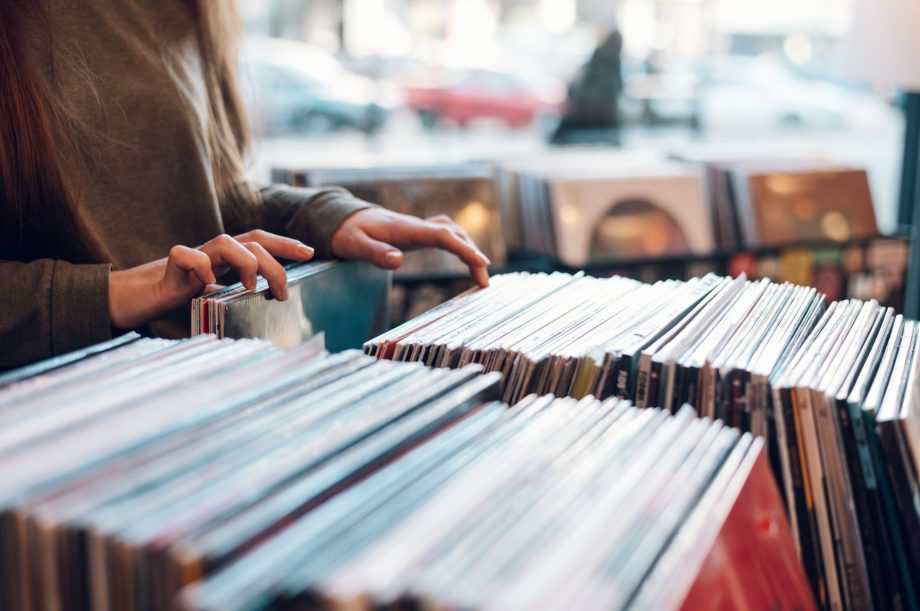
215, 233, 234, 246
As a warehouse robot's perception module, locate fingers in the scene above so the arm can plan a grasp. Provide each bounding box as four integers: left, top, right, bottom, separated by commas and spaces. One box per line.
342, 229, 405, 270
427, 215, 478, 252
243, 241, 289, 300
234, 229, 314, 261
146, 230, 305, 330
166, 245, 216, 287
195, 231, 316, 300
199, 234, 260, 291
333, 208, 490, 287
417, 219, 490, 268
426, 216, 490, 286
469, 264, 490, 288
417, 218, 490, 288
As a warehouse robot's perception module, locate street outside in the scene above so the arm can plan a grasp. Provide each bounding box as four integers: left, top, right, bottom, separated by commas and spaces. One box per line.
248, 102, 905, 234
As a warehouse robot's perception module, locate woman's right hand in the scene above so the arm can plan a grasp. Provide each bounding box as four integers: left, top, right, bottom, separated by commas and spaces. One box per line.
108, 230, 314, 330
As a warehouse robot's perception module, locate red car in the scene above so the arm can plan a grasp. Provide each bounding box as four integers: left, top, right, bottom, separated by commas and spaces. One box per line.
406, 68, 561, 128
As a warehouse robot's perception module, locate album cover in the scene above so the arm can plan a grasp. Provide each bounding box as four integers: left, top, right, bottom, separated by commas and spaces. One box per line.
742, 166, 879, 247
193, 260, 390, 352
546, 165, 714, 267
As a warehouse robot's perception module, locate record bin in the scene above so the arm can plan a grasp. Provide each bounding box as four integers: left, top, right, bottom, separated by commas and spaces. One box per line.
192, 260, 391, 352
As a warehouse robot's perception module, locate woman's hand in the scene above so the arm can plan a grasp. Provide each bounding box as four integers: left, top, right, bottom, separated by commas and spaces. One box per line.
109, 230, 314, 330
330, 209, 491, 288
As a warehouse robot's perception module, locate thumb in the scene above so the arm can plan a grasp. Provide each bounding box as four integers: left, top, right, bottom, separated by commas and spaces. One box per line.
350, 232, 404, 269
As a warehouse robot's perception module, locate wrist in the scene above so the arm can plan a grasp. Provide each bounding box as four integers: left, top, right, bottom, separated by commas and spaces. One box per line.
108, 270, 132, 330
109, 269, 160, 330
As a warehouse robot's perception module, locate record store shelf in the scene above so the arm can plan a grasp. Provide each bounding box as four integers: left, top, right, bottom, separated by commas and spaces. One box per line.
393, 233, 909, 286
554, 233, 910, 274
390, 234, 910, 329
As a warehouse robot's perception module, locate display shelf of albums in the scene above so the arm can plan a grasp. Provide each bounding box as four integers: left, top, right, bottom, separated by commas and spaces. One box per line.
273, 150, 908, 324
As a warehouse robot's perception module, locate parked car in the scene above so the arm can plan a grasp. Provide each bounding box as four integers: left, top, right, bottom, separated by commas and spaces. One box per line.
339, 53, 430, 85
404, 68, 561, 129
620, 58, 700, 127
240, 37, 403, 135
697, 55, 854, 133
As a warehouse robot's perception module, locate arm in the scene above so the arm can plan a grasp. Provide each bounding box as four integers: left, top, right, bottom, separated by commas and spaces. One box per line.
212, 183, 374, 259
259, 183, 372, 258
0, 232, 315, 371
0, 259, 113, 370
256, 183, 491, 287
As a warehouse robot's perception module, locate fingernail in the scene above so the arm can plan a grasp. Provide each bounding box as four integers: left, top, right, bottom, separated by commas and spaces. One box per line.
479, 253, 491, 266
385, 251, 402, 266
297, 243, 314, 258
208, 272, 217, 284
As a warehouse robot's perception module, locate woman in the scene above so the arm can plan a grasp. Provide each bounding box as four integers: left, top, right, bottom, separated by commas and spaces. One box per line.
0, 1, 490, 370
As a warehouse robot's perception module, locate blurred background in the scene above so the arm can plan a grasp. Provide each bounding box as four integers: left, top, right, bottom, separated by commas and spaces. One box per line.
238, 0, 901, 231
237, 0, 913, 324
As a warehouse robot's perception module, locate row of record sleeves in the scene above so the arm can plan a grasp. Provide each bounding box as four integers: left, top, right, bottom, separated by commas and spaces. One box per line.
366, 271, 920, 611
189, 260, 390, 352
0, 333, 811, 611
273, 147, 881, 271
599, 236, 909, 312
387, 235, 908, 329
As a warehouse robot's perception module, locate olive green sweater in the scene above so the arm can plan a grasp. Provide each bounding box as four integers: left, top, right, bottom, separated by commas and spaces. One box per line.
0, 0, 371, 369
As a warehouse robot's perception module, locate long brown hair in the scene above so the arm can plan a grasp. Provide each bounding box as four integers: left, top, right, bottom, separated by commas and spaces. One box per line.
0, 0, 251, 261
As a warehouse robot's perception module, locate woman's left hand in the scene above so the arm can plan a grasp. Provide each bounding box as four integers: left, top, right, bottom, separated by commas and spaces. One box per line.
330, 208, 490, 287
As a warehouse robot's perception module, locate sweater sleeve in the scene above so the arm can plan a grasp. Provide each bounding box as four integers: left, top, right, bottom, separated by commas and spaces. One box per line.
258, 184, 375, 258
0, 259, 113, 370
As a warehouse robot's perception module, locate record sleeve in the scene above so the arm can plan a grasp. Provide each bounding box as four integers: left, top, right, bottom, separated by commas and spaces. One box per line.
193, 260, 390, 351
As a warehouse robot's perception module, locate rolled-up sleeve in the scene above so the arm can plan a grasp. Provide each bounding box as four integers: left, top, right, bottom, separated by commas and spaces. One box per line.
258, 184, 374, 258
0, 259, 113, 370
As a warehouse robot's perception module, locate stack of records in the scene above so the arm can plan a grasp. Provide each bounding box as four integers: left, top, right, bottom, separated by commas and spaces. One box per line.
366, 271, 920, 609
365, 271, 824, 424
670, 152, 879, 249
772, 303, 920, 610
191, 260, 389, 351
496, 152, 714, 265
0, 333, 811, 610
185, 399, 810, 611
273, 163, 506, 275
723, 236, 909, 310
0, 334, 502, 610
